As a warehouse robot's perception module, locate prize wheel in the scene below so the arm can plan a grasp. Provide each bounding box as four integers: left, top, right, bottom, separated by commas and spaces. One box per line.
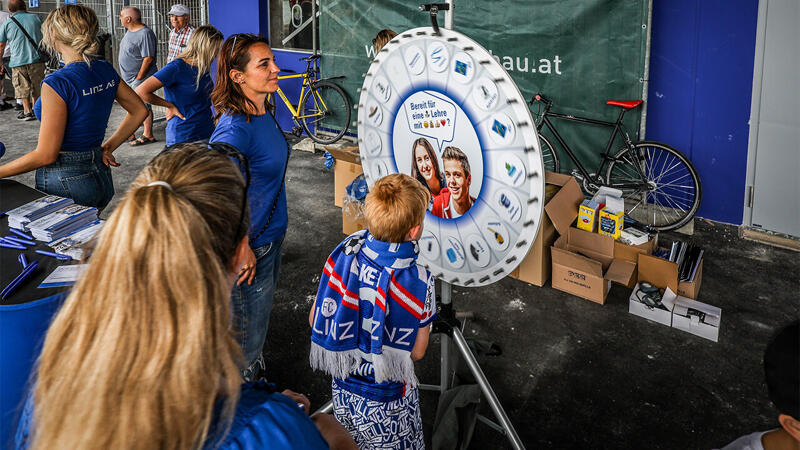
357, 27, 545, 287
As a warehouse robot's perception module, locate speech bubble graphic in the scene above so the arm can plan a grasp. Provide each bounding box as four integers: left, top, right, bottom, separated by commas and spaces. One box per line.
402, 90, 458, 151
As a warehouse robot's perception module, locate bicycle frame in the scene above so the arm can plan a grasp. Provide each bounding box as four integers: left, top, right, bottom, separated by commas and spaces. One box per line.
271, 60, 329, 121
536, 100, 648, 190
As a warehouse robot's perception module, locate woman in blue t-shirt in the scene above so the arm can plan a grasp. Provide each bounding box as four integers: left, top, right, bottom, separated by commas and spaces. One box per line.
0, 5, 148, 210
209, 34, 290, 379
135, 25, 223, 147
14, 143, 354, 450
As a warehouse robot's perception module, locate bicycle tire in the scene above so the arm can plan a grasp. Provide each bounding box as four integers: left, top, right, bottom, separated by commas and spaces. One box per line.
605, 141, 702, 231
300, 81, 351, 144
537, 133, 560, 174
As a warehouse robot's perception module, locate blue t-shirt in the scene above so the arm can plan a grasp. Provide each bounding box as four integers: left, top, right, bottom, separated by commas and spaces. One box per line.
153, 58, 214, 146
210, 111, 289, 247
15, 382, 328, 450
33, 60, 120, 152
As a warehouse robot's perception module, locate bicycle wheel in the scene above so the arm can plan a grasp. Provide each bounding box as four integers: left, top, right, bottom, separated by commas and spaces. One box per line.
605, 141, 702, 231
537, 133, 560, 173
300, 81, 351, 144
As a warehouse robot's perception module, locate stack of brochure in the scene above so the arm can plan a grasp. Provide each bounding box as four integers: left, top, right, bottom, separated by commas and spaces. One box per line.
6, 195, 74, 230
26, 204, 98, 242
48, 220, 105, 260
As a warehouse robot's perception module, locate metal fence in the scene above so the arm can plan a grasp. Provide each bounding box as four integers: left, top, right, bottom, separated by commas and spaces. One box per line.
28, 0, 209, 120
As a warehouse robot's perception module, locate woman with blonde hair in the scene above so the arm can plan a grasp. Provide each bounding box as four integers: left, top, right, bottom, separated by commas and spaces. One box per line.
14, 142, 356, 450
0, 4, 147, 210
373, 28, 397, 52
136, 25, 224, 146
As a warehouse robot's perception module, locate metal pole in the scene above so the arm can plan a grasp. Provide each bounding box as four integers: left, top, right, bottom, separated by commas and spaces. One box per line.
451, 327, 525, 450
312, 0, 317, 58
444, 0, 454, 29
439, 281, 452, 393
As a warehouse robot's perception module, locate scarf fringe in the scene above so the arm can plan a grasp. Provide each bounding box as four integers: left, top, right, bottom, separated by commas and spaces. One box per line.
309, 342, 361, 380
373, 346, 418, 386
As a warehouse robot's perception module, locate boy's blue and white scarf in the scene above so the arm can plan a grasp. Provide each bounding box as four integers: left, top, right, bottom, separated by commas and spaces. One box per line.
310, 230, 431, 386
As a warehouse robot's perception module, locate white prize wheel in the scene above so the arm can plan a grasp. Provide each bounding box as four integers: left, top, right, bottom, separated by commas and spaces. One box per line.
357, 27, 545, 287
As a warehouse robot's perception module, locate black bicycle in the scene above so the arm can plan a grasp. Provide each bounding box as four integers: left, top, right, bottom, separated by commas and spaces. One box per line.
530, 93, 702, 231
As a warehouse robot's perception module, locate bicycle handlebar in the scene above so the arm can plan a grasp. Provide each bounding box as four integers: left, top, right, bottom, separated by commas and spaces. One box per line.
279, 69, 297, 74
300, 54, 321, 62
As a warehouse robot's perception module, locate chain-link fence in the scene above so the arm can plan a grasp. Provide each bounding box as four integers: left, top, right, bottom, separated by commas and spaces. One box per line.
25, 0, 208, 120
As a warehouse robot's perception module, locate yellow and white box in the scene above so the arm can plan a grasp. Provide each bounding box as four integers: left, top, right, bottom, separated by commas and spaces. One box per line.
578, 199, 600, 233
598, 207, 624, 240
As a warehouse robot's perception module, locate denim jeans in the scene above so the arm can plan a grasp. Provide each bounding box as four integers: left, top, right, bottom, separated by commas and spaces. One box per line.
35, 147, 114, 211
230, 235, 284, 379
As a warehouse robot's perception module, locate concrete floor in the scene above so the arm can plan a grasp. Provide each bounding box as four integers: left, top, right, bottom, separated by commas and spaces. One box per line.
2, 102, 798, 449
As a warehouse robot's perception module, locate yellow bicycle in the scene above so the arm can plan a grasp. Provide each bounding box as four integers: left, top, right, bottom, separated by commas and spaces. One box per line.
269, 54, 351, 144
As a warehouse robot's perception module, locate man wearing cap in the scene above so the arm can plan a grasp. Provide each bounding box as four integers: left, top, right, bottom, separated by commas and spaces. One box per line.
167, 4, 194, 63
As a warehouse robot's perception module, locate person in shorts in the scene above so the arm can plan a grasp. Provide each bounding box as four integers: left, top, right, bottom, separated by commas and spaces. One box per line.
309, 173, 436, 449
0, 0, 44, 120
118, 6, 158, 145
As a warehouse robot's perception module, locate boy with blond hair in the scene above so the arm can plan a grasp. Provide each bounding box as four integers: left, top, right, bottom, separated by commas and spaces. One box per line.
309, 173, 436, 449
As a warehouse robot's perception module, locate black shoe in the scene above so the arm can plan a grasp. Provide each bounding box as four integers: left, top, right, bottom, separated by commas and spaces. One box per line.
16, 110, 27, 120
24, 112, 35, 121
14, 104, 22, 111
0, 103, 12, 111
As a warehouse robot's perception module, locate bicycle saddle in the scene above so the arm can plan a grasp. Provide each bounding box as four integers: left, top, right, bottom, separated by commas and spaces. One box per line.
606, 100, 643, 109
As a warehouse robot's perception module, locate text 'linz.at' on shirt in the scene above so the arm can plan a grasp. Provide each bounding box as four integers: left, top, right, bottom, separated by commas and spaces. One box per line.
34, 60, 121, 152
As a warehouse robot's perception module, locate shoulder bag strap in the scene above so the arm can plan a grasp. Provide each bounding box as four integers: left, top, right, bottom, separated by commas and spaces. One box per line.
251, 108, 291, 243
9, 16, 42, 54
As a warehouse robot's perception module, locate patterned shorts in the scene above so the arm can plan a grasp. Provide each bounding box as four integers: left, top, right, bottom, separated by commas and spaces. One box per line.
332, 381, 425, 449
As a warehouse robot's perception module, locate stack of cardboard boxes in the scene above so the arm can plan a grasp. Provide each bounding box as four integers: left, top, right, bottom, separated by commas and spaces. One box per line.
327, 146, 367, 234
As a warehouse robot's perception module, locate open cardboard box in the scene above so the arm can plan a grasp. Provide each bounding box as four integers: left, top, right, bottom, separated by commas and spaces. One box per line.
614, 234, 659, 289
551, 227, 636, 304
326, 146, 363, 208
509, 172, 585, 286
637, 252, 703, 299
628, 283, 676, 327
672, 296, 721, 342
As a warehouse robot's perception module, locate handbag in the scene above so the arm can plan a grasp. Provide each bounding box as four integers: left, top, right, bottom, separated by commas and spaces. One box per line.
9, 16, 49, 63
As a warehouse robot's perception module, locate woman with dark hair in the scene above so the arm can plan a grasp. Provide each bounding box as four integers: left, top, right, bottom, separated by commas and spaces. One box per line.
209, 34, 289, 380
410, 137, 444, 198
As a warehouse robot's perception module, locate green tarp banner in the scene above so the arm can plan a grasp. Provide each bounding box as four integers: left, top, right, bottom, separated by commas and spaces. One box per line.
320, 0, 650, 171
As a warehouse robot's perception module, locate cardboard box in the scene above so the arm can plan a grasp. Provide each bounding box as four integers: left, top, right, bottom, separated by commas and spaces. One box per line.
637, 253, 703, 299
577, 199, 600, 232
342, 207, 367, 235
551, 227, 636, 304
614, 234, 658, 289
628, 283, 676, 327
672, 296, 722, 342
509, 172, 584, 286
327, 146, 363, 208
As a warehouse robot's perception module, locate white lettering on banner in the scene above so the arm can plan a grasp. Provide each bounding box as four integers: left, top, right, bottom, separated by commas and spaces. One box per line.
315, 317, 356, 341
363, 44, 562, 75
359, 265, 379, 285
384, 326, 414, 345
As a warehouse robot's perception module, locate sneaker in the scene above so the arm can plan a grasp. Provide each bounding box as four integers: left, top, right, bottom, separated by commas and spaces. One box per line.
17, 111, 34, 121
16, 110, 27, 120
